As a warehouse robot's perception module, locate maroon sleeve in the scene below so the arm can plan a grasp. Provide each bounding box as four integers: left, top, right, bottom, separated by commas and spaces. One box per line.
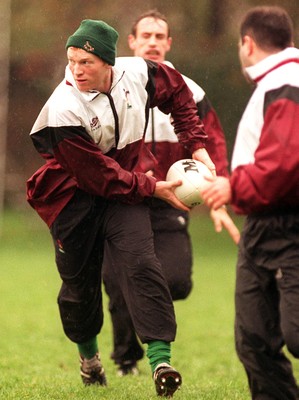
52, 130, 157, 203
197, 95, 229, 177
147, 62, 208, 154
230, 91, 299, 214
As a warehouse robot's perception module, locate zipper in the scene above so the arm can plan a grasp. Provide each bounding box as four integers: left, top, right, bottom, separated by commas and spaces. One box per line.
105, 93, 120, 147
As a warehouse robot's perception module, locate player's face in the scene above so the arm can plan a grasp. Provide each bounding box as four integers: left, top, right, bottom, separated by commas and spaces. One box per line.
67, 47, 112, 92
128, 17, 172, 62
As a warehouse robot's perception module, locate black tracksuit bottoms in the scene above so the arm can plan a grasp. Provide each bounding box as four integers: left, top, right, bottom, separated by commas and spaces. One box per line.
235, 213, 299, 400
102, 198, 192, 364
49, 190, 176, 345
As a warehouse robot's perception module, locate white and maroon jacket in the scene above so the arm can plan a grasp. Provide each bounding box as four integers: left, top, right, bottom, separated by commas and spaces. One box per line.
144, 61, 228, 181
27, 57, 207, 226
230, 47, 299, 214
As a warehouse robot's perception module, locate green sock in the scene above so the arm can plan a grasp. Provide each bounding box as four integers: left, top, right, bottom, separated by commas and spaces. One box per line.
146, 340, 171, 373
77, 336, 98, 359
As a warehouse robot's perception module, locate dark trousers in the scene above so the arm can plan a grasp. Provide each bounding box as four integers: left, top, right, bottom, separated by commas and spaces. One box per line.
102, 199, 192, 364
235, 213, 299, 400
50, 190, 176, 345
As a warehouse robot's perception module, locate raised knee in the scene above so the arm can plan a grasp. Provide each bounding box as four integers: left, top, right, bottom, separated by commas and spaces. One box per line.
170, 282, 192, 300
285, 334, 299, 358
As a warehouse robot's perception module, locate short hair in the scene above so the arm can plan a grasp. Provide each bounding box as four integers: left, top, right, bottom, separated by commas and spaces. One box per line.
131, 9, 170, 37
240, 6, 294, 51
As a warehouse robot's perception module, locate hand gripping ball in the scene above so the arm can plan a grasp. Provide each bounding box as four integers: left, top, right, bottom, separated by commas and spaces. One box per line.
166, 159, 213, 207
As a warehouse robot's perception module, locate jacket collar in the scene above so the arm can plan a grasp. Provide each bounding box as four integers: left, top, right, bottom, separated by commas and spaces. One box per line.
64, 65, 123, 101
245, 47, 299, 83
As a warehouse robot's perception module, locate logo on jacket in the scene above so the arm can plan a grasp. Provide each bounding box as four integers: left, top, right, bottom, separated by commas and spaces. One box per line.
90, 116, 100, 130
123, 89, 132, 109
83, 41, 95, 52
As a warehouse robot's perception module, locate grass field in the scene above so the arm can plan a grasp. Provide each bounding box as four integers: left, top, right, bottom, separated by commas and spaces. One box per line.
0, 207, 296, 399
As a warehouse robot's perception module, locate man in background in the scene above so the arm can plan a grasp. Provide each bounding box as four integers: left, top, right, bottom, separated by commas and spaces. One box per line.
202, 6, 299, 399
103, 9, 240, 377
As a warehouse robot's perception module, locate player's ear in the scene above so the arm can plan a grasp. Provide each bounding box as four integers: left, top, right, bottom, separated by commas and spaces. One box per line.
243, 35, 254, 56
166, 36, 172, 52
128, 34, 136, 51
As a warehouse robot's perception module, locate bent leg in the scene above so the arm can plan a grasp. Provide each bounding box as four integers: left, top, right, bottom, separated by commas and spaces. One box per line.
235, 254, 299, 400
50, 191, 105, 343
150, 201, 192, 300
102, 246, 144, 365
278, 264, 299, 358
153, 229, 192, 300
104, 202, 176, 344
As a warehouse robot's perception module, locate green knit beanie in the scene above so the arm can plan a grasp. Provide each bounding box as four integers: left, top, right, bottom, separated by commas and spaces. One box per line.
66, 19, 119, 65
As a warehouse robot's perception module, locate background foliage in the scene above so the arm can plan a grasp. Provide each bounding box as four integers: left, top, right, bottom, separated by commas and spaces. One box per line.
6, 0, 299, 208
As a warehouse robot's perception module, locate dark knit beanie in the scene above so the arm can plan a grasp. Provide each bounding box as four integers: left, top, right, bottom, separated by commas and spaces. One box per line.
66, 19, 119, 65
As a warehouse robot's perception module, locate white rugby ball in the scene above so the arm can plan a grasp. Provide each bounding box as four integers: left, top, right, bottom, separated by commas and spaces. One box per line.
166, 159, 213, 207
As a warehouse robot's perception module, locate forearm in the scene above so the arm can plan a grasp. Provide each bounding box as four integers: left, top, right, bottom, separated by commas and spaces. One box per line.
55, 138, 156, 201
148, 62, 208, 151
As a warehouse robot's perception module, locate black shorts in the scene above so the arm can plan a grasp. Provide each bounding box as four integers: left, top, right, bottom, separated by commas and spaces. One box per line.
50, 190, 176, 344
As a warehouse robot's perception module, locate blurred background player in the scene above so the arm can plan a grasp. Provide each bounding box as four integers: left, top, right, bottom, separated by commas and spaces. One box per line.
102, 9, 240, 376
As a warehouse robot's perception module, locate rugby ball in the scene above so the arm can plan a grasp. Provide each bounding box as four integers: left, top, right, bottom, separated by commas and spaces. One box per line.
166, 159, 213, 207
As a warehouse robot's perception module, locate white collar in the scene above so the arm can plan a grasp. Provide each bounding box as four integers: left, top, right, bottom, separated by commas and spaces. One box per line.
245, 47, 299, 82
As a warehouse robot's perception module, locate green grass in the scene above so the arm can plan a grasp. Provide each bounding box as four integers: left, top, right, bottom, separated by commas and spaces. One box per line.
0, 207, 293, 399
